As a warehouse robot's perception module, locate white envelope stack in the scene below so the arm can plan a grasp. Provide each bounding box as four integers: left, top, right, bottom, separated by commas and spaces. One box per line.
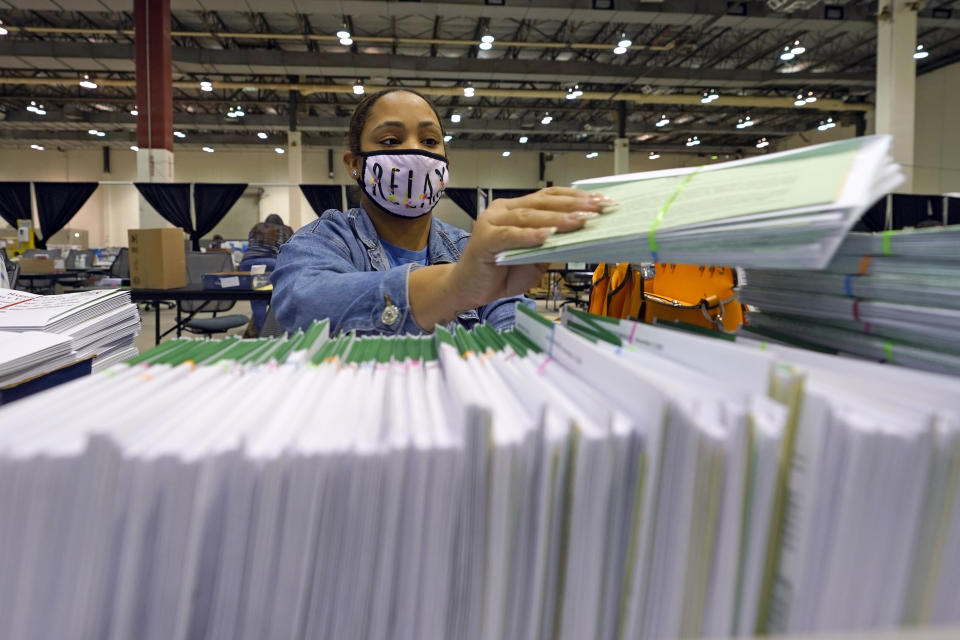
0, 308, 957, 640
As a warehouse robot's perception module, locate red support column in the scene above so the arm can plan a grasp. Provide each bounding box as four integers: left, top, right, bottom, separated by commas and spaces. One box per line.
134, 0, 172, 152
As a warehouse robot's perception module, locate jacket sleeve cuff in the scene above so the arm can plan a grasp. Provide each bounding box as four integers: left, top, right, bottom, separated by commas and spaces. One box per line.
370, 262, 426, 335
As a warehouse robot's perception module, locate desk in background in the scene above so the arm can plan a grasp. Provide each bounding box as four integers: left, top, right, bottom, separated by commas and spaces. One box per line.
131, 285, 273, 345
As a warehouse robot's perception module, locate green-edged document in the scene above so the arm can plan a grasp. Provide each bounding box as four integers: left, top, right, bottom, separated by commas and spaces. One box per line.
497, 136, 901, 270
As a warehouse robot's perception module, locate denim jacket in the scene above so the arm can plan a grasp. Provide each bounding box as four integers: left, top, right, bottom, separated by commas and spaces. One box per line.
270, 206, 531, 335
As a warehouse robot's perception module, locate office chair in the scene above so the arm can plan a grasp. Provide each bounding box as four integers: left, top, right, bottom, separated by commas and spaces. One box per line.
182, 251, 249, 337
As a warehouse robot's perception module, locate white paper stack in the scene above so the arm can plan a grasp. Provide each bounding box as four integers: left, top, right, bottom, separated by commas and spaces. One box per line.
736, 224, 960, 376
497, 136, 902, 270
0, 331, 75, 387
0, 288, 140, 372
0, 308, 957, 640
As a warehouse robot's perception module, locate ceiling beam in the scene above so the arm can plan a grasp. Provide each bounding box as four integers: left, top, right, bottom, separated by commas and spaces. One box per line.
0, 127, 756, 155
0, 109, 810, 138
0, 40, 876, 88
0, 76, 871, 111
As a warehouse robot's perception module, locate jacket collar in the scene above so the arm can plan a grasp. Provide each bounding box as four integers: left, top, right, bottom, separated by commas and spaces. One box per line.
348, 205, 463, 267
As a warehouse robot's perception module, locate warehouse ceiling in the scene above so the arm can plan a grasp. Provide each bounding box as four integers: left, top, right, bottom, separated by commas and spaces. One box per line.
0, 0, 958, 155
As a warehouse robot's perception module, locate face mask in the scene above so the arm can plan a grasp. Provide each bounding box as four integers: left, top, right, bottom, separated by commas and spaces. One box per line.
356, 149, 449, 218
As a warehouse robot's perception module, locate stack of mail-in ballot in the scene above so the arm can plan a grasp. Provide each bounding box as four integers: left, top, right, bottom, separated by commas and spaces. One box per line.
0, 288, 140, 380
497, 136, 901, 270
737, 224, 960, 376
0, 306, 956, 640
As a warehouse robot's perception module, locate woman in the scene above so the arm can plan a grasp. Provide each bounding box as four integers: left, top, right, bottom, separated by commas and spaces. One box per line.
240, 214, 293, 333
270, 88, 610, 335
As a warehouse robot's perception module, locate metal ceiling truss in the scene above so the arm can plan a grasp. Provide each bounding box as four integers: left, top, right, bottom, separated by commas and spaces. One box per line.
0, 0, 956, 151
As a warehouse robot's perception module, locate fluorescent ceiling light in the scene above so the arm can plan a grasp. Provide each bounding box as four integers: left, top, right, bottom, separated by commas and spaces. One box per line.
541, 115, 552, 125
274, 147, 285, 154
756, 138, 769, 148
463, 86, 475, 97
443, 134, 452, 142
648, 152, 660, 160
174, 131, 186, 138
451, 113, 461, 123
914, 45, 929, 59
481, 34, 495, 44
613, 46, 627, 55
502, 151, 510, 157
518, 136, 528, 143
202, 146, 214, 153
340, 37, 353, 46
257, 132, 268, 140
655, 116, 670, 127
686, 136, 700, 147
130, 145, 139, 151
585, 152, 599, 158
478, 41, 492, 50
30, 144, 43, 150
79, 75, 97, 89
791, 40, 805, 55
353, 84, 364, 95
336, 29, 350, 39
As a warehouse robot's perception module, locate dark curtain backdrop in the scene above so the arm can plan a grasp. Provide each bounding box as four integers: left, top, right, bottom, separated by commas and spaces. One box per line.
891, 193, 943, 229
444, 188, 478, 219
491, 188, 538, 201
193, 183, 247, 250
0, 182, 32, 229
33, 182, 98, 248
854, 196, 888, 232
948, 197, 960, 226
300, 185, 344, 217
135, 183, 193, 236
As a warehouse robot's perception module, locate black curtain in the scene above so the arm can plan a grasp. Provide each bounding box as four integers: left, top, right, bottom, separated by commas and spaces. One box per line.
948, 197, 960, 226
34, 182, 98, 248
854, 196, 887, 232
445, 188, 478, 219
0, 182, 32, 229
300, 185, 343, 217
194, 183, 247, 250
491, 188, 538, 201
135, 183, 193, 236
891, 193, 943, 229
345, 185, 361, 210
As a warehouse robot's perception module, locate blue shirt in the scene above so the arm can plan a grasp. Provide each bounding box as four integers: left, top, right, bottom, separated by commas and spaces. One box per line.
380, 238, 428, 268
270, 206, 532, 335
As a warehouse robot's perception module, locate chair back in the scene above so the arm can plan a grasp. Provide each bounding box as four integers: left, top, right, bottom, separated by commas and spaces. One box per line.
109, 248, 130, 279
183, 251, 236, 313
65, 249, 96, 270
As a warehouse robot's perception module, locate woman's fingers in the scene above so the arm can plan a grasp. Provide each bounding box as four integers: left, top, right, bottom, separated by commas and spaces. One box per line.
478, 224, 558, 255
482, 207, 599, 232
499, 186, 613, 215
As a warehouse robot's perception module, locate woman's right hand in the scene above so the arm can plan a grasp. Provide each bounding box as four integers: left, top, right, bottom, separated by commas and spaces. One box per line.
446, 186, 611, 311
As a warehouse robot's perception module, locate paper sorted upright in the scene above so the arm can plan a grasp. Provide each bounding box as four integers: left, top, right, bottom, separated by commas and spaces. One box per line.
497, 136, 902, 270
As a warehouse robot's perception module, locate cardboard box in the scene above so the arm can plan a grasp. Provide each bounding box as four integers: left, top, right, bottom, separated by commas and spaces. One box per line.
202, 272, 271, 290
128, 228, 187, 290
17, 257, 58, 274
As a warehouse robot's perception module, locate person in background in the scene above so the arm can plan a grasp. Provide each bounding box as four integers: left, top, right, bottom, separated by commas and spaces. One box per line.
270, 88, 608, 335
210, 234, 226, 249
240, 213, 294, 334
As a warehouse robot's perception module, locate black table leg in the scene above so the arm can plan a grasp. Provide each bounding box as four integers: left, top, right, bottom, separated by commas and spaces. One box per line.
176, 301, 182, 338
154, 301, 161, 345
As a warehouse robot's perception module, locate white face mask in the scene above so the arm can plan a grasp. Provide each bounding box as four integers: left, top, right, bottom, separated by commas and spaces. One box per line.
356, 150, 450, 218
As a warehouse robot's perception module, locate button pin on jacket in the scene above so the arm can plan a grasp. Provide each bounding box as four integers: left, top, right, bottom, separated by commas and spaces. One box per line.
381, 294, 400, 325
